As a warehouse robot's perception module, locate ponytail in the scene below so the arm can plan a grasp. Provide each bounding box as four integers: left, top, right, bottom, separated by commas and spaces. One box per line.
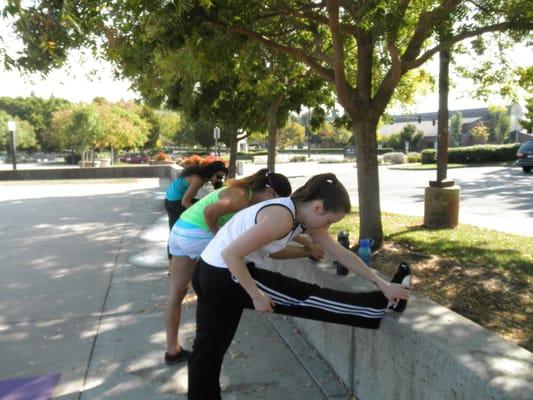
227, 168, 292, 197
291, 173, 350, 213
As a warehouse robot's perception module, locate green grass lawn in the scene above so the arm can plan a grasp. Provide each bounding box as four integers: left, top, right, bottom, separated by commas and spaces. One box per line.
331, 210, 532, 279
330, 210, 532, 350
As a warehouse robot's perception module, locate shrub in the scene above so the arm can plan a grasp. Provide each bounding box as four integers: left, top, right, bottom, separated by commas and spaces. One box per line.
382, 152, 407, 164
290, 155, 307, 162
64, 153, 82, 165
279, 148, 344, 155
421, 144, 520, 164
421, 149, 437, 164
406, 152, 421, 163
448, 144, 519, 163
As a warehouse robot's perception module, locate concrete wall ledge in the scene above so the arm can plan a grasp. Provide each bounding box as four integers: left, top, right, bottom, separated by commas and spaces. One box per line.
0, 165, 182, 181
260, 257, 532, 400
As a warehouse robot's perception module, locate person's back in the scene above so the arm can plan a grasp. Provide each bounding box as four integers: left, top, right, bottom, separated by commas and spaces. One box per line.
201, 197, 303, 267
178, 188, 240, 231
166, 175, 189, 201
164, 168, 292, 366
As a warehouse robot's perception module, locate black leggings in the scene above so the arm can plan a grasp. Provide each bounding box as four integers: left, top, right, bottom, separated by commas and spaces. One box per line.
164, 199, 187, 231
188, 259, 388, 400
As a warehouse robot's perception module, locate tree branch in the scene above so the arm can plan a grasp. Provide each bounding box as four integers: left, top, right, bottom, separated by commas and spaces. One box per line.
311, 31, 333, 65
404, 21, 533, 71
326, 0, 350, 107
402, 0, 461, 62
201, 16, 335, 83
272, 5, 364, 38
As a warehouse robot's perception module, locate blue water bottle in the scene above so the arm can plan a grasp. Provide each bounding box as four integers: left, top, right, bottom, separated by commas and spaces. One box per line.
358, 238, 372, 267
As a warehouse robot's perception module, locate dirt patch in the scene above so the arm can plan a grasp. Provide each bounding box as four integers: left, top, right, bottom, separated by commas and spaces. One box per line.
372, 242, 532, 352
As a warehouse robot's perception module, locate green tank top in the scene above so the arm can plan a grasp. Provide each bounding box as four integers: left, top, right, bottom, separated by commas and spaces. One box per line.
179, 187, 252, 230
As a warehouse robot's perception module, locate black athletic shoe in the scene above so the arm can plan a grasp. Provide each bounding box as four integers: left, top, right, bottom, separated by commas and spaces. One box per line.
164, 347, 192, 365
388, 261, 411, 313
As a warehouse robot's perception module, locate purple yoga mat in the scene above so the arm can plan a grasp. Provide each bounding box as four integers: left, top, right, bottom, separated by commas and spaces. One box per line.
0, 373, 61, 400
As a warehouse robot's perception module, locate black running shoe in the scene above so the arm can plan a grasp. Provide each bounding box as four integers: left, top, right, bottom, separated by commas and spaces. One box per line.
164, 347, 192, 365
388, 261, 411, 313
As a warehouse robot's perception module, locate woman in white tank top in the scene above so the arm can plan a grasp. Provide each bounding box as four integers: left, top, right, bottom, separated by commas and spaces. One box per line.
188, 173, 412, 400
164, 169, 324, 365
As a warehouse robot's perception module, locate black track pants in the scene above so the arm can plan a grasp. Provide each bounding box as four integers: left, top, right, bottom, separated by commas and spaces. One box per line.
164, 199, 187, 231
187, 259, 388, 400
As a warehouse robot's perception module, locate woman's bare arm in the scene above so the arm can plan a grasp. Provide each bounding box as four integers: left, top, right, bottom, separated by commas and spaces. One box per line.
203, 187, 250, 234
307, 228, 409, 302
181, 175, 203, 208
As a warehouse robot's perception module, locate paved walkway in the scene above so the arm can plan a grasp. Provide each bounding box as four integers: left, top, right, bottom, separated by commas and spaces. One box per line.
0, 178, 349, 399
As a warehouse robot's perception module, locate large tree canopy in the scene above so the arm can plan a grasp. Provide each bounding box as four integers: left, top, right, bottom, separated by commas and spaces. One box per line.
2, 0, 531, 245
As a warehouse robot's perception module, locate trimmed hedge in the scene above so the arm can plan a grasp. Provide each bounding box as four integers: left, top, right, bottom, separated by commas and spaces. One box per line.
64, 153, 82, 165
278, 148, 345, 154
406, 152, 421, 163
421, 143, 520, 164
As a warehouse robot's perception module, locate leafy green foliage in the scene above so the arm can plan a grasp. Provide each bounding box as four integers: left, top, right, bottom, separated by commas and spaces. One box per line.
487, 105, 511, 143
0, 96, 70, 150
278, 121, 305, 149
156, 110, 183, 148
520, 97, 533, 133
422, 143, 520, 164
471, 121, 489, 144
400, 124, 424, 151
0, 110, 38, 150
49, 100, 150, 153
450, 112, 463, 146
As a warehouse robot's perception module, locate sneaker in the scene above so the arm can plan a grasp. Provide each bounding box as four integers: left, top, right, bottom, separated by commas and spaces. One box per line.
388, 261, 411, 313
164, 347, 192, 365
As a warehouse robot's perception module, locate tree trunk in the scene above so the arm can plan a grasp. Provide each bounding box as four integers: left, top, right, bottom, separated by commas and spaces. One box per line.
352, 117, 384, 247
437, 47, 450, 182
228, 130, 238, 178
267, 98, 282, 172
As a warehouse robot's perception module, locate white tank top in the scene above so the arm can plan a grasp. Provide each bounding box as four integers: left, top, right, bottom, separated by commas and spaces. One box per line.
201, 197, 306, 269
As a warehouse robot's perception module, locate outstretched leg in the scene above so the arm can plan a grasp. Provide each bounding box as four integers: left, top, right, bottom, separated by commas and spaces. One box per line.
249, 265, 389, 329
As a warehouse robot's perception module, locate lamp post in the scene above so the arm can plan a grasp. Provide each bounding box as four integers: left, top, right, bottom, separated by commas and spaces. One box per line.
213, 126, 221, 157
7, 120, 17, 170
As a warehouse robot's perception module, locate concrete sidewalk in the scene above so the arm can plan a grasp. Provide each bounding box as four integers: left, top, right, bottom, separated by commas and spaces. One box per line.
0, 178, 349, 399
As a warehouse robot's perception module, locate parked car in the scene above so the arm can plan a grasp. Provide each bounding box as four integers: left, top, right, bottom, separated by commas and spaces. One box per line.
516, 141, 533, 173
119, 152, 150, 164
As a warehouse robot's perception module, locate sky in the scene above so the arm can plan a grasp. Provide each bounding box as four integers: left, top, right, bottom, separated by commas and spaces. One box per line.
0, 48, 139, 103
1, 13, 530, 115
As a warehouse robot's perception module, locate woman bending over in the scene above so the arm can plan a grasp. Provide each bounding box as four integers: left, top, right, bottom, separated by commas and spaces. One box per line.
187, 173, 411, 399
164, 168, 322, 364
164, 160, 228, 232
